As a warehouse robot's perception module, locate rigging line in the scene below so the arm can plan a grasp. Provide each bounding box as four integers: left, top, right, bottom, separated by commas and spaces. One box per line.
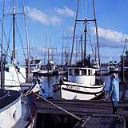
0, 14, 11, 53
0, 40, 12, 58
80, 33, 84, 60
0, 42, 25, 82
70, 0, 80, 65
93, 0, 100, 62
22, 0, 31, 82
87, 25, 95, 58
21, 0, 30, 82
75, 37, 77, 62
0, 3, 14, 58
15, 20, 26, 59
6, 20, 13, 56
0, 0, 12, 61
78, 37, 82, 61
22, 0, 30, 59
0, 41, 25, 83
0, 40, 26, 83
79, 0, 85, 41
81, 115, 91, 127
0, 18, 11, 55
122, 39, 128, 55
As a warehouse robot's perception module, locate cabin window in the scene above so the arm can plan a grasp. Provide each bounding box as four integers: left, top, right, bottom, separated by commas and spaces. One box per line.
81, 69, 87, 75
74, 69, 79, 75
15, 66, 20, 72
17, 68, 20, 72
5, 67, 9, 72
69, 69, 73, 75
88, 69, 91, 75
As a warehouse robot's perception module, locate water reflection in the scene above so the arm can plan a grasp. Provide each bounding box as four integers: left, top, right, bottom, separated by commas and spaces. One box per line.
39, 75, 61, 98
38, 74, 127, 100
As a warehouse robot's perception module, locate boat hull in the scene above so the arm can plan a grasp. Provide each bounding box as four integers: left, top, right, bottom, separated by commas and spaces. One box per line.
53, 82, 105, 100
0, 89, 37, 128
0, 90, 22, 128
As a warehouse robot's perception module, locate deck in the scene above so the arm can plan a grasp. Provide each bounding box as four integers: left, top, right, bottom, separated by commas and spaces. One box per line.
36, 96, 128, 128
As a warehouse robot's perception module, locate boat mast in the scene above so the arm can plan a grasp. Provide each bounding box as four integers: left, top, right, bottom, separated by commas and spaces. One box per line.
80, 34, 84, 61
70, 0, 100, 66
92, 0, 101, 78
70, 0, 80, 65
1, 0, 6, 89
61, 33, 64, 65
76, 22, 95, 63
22, 0, 31, 82
11, 0, 16, 64
48, 48, 50, 64
121, 38, 128, 84
44, 37, 47, 65
84, 20, 87, 60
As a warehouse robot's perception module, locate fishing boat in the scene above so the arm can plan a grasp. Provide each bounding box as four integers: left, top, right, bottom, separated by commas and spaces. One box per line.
30, 59, 42, 73
32, 48, 58, 76
33, 62, 58, 76
53, 0, 105, 100
33, 60, 58, 77
0, 0, 27, 91
53, 60, 104, 100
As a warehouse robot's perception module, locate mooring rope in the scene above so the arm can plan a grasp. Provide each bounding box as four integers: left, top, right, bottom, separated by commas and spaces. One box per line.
81, 115, 91, 127
35, 93, 82, 121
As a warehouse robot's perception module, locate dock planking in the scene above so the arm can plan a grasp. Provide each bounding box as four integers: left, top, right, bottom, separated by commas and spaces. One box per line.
36, 99, 128, 116
36, 98, 128, 128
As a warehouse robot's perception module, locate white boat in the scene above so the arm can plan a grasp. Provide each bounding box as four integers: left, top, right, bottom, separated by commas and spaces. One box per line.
33, 63, 58, 76
53, 61, 105, 100
30, 59, 42, 73
0, 64, 26, 91
53, 0, 105, 100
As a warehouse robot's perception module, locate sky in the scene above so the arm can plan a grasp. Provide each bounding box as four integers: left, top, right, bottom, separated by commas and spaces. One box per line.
0, 0, 128, 64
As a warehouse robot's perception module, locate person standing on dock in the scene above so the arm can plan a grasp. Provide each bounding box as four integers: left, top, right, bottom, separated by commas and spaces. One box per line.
109, 70, 119, 114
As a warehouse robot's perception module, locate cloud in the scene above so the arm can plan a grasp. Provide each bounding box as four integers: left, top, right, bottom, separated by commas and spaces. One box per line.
56, 6, 75, 17
26, 7, 62, 26
91, 27, 128, 48
97, 27, 127, 42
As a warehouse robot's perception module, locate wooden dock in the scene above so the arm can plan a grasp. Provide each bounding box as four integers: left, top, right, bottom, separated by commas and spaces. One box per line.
36, 96, 128, 128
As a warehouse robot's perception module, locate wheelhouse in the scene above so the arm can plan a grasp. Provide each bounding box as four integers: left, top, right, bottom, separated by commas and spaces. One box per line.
68, 67, 95, 76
